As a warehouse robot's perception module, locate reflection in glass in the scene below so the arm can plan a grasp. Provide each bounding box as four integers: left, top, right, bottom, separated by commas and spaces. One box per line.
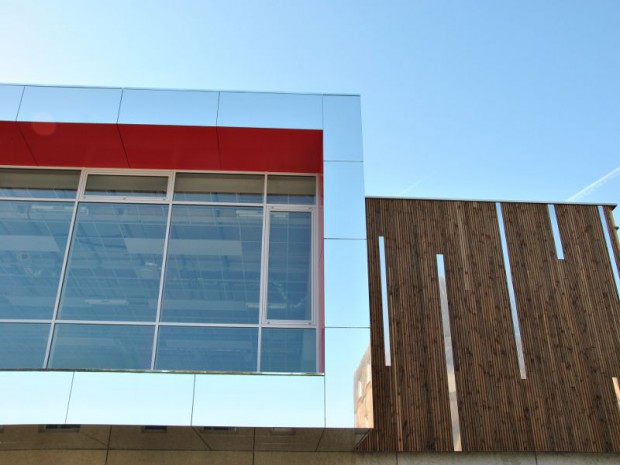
85, 175, 168, 198
161, 206, 262, 324
0, 323, 49, 368
324, 328, 371, 427
353, 344, 374, 428
155, 326, 258, 372
267, 211, 312, 320
0, 201, 73, 319
267, 176, 315, 205
49, 324, 153, 369
261, 328, 316, 373
0, 169, 79, 199
174, 173, 264, 203
58, 203, 167, 321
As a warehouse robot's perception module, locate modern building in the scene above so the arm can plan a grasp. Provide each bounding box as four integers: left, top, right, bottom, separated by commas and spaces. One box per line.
0, 84, 619, 465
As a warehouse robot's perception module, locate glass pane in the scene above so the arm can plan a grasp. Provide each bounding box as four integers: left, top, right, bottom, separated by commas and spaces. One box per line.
261, 328, 316, 373
0, 201, 73, 319
58, 203, 168, 322
267, 176, 315, 205
0, 169, 79, 199
155, 326, 258, 372
162, 206, 263, 324
266, 211, 312, 320
0, 323, 49, 368
174, 173, 263, 203
85, 175, 168, 198
48, 324, 153, 369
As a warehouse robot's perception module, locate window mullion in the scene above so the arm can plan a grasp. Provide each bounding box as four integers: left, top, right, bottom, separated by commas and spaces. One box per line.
150, 198, 174, 370
257, 203, 272, 371
42, 195, 82, 368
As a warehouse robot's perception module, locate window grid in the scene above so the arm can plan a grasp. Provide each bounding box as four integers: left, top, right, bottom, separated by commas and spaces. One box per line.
0, 168, 319, 373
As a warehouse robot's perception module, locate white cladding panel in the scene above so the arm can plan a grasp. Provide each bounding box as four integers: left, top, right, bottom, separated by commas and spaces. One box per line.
324, 328, 372, 428
324, 239, 370, 328
18, 86, 122, 123
192, 374, 325, 428
323, 95, 363, 162
0, 84, 23, 121
118, 89, 219, 126
323, 161, 367, 240
218, 92, 322, 129
66, 372, 195, 426
0, 371, 73, 424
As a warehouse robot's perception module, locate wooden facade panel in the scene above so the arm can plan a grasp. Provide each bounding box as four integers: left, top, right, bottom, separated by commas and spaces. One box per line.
362, 199, 454, 451
446, 202, 530, 451
359, 199, 620, 453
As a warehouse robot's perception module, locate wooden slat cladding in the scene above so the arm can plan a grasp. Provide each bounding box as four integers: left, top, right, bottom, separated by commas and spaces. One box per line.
358, 199, 620, 453
361, 199, 453, 451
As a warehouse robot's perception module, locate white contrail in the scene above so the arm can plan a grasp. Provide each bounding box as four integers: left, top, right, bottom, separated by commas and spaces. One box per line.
397, 171, 437, 196
397, 180, 425, 196
567, 165, 620, 202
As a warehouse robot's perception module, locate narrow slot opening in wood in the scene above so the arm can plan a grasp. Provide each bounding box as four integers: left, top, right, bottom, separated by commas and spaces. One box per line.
599, 206, 620, 300
548, 204, 565, 260
378, 236, 392, 366
496, 203, 527, 379
436, 254, 462, 452
612, 377, 620, 413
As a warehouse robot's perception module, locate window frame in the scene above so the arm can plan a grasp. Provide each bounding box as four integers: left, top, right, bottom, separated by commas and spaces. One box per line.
261, 205, 317, 327
0, 167, 321, 373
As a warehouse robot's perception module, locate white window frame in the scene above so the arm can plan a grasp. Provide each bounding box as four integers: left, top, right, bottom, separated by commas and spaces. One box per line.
0, 166, 321, 373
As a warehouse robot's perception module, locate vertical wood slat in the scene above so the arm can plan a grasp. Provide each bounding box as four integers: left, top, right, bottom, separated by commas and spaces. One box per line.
358, 199, 620, 453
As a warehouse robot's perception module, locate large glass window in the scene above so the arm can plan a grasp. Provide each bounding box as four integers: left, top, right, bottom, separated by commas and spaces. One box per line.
267, 175, 315, 205
266, 211, 313, 321
174, 173, 264, 203
57, 203, 168, 322
261, 328, 316, 373
49, 324, 154, 370
0, 323, 50, 368
161, 205, 263, 324
0, 169, 79, 199
0, 169, 319, 373
84, 175, 168, 199
0, 201, 74, 319
155, 326, 258, 372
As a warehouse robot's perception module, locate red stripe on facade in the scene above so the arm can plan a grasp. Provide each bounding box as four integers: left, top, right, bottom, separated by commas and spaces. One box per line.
1, 121, 323, 173
119, 124, 220, 170
17, 121, 129, 168
0, 121, 37, 166
218, 127, 323, 174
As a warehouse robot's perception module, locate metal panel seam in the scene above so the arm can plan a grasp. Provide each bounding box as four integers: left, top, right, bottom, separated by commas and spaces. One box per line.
64, 371, 76, 424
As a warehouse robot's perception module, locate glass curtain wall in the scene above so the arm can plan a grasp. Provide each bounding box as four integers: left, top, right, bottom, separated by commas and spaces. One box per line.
0, 169, 318, 373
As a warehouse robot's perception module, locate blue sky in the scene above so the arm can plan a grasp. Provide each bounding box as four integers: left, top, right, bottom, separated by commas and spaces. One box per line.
1, 0, 619, 216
